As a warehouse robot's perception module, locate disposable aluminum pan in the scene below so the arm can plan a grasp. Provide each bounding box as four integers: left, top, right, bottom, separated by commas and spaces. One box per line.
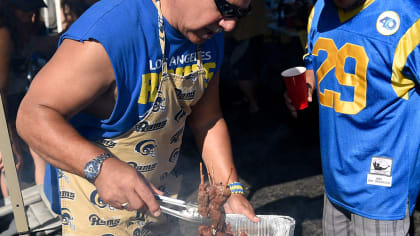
225, 214, 295, 236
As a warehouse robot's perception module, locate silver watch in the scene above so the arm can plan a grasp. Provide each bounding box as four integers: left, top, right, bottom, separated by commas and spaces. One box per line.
83, 153, 113, 183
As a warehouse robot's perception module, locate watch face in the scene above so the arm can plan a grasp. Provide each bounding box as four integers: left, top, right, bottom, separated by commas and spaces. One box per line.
85, 161, 100, 181
84, 153, 112, 183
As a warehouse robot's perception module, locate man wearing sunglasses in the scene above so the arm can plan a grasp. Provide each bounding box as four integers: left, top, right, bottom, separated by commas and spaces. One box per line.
16, 0, 258, 235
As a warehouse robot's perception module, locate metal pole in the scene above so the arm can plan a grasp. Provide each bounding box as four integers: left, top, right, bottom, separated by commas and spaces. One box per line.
55, 0, 63, 33
0, 95, 30, 235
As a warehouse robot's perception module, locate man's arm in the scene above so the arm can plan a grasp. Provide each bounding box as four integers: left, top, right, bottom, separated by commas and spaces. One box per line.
0, 27, 11, 98
17, 39, 115, 176
0, 27, 10, 175
16, 39, 161, 214
188, 72, 259, 222
0, 27, 25, 170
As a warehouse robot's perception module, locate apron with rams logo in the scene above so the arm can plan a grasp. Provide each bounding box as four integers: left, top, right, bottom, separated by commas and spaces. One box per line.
60, 1, 207, 235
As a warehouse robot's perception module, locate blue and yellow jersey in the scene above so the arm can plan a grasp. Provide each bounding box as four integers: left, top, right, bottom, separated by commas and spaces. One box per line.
305, 0, 420, 220
59, 0, 223, 140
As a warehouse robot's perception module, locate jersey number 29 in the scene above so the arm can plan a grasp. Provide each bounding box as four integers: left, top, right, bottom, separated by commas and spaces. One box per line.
313, 37, 369, 115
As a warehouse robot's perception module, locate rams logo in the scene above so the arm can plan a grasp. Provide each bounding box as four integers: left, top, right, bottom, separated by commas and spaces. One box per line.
170, 128, 184, 144
184, 72, 198, 82
127, 161, 158, 173
61, 208, 76, 231
60, 190, 75, 200
135, 120, 167, 132
90, 190, 114, 210
133, 227, 152, 236
97, 139, 117, 148
152, 92, 167, 113
89, 214, 120, 227
174, 107, 187, 122
135, 140, 157, 157
175, 88, 195, 100
169, 148, 180, 163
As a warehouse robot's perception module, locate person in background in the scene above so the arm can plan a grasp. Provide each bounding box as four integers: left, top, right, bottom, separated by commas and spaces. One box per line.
0, 0, 49, 198
61, 0, 95, 32
16, 0, 259, 235
285, 0, 420, 235
224, 0, 267, 113
0, 0, 94, 197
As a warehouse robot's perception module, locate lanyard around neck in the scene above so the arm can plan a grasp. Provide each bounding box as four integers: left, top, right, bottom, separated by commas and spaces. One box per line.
155, 0, 203, 74
155, 0, 168, 73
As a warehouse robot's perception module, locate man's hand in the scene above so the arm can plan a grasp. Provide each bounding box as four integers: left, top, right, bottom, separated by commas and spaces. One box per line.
224, 194, 260, 222
94, 158, 163, 216
283, 69, 315, 118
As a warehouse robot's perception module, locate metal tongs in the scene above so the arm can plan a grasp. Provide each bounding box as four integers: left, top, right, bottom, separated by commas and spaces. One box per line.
155, 194, 212, 225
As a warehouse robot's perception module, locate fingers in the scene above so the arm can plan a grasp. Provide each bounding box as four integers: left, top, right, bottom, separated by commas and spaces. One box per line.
241, 204, 260, 223
120, 202, 129, 209
225, 195, 260, 223
236, 195, 259, 223
99, 185, 152, 213
306, 69, 316, 103
307, 84, 314, 103
95, 160, 160, 214
224, 202, 233, 213
120, 190, 146, 211
134, 175, 161, 217
150, 184, 164, 195
283, 92, 297, 118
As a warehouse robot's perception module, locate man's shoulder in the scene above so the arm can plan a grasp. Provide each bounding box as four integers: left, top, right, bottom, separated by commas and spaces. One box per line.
63, 0, 152, 40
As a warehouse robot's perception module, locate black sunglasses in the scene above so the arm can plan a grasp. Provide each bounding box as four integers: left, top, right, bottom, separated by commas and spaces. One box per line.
214, 0, 252, 19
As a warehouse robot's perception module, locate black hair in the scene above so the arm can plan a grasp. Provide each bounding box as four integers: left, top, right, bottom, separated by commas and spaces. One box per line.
0, 0, 44, 51
61, 0, 91, 18
0, 0, 19, 43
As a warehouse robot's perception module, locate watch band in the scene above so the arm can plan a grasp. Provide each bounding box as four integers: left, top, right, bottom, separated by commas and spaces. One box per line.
84, 152, 113, 183
96, 152, 112, 162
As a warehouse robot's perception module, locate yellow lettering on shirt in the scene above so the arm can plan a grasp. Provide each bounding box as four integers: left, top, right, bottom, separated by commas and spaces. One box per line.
203, 62, 216, 88
138, 62, 217, 104
138, 72, 160, 104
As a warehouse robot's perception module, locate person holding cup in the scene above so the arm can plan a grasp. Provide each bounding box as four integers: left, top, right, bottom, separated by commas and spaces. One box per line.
285, 0, 420, 235
282, 66, 315, 117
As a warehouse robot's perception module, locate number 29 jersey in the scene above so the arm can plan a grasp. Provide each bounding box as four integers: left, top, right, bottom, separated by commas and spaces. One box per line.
304, 0, 420, 220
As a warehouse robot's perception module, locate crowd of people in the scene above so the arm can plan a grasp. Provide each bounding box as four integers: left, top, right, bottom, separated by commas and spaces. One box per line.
0, 0, 419, 235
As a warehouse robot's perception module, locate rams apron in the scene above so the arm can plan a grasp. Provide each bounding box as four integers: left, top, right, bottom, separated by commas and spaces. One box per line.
60, 1, 206, 234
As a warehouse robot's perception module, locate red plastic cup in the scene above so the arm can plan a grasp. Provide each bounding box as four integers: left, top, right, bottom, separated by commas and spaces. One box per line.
281, 66, 308, 110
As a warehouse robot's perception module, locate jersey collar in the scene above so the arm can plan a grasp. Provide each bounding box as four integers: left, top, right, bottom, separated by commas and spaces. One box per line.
338, 0, 375, 23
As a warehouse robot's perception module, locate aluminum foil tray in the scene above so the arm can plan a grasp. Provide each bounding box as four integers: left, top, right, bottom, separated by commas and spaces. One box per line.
225, 214, 295, 236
